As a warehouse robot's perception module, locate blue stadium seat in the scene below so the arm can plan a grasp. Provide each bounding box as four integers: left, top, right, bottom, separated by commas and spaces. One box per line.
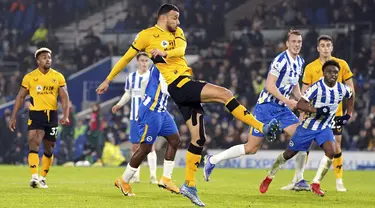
11, 11, 23, 29
113, 20, 125, 33
23, 4, 36, 36
315, 8, 328, 26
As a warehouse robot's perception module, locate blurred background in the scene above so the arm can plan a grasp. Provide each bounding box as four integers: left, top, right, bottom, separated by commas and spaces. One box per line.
0, 0, 374, 169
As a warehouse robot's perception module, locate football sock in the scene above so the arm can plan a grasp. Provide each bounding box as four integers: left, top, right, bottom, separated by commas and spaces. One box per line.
134, 167, 140, 180
210, 144, 245, 165
122, 164, 138, 183
292, 151, 309, 183
28, 151, 39, 179
40, 153, 54, 178
294, 151, 307, 182
333, 151, 343, 180
268, 153, 287, 177
163, 160, 175, 179
313, 155, 332, 183
147, 151, 157, 178
225, 97, 264, 132
185, 144, 202, 187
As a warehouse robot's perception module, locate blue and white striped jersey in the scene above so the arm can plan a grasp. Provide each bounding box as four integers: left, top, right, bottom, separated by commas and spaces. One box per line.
142, 65, 169, 112
125, 70, 150, 120
257, 50, 304, 106
301, 79, 352, 130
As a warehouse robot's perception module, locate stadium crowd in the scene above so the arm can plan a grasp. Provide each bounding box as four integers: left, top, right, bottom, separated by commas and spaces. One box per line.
1, 0, 375, 165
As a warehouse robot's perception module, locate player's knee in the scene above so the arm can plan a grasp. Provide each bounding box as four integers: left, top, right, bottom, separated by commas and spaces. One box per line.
139, 143, 153, 154
283, 150, 296, 160
214, 86, 233, 104
169, 138, 180, 149
244, 143, 259, 155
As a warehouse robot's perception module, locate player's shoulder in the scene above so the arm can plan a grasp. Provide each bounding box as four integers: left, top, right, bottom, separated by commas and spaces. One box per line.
332, 57, 348, 65
305, 58, 320, 71
141, 26, 162, 35
49, 68, 63, 76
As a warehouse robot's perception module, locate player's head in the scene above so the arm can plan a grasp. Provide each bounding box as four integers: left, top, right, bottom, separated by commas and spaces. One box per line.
317, 35, 333, 59
35, 47, 52, 70
322, 60, 340, 86
157, 4, 180, 32
286, 30, 302, 56
136, 52, 149, 73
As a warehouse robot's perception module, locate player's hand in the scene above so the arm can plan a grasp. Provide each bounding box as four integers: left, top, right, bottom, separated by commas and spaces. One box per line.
317, 106, 330, 116
112, 105, 121, 113
151, 49, 167, 58
285, 99, 297, 110
8, 117, 16, 132
335, 114, 351, 126
59, 117, 70, 125
96, 80, 110, 95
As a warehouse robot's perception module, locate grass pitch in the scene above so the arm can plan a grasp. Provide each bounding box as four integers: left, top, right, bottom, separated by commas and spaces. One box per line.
0, 166, 374, 208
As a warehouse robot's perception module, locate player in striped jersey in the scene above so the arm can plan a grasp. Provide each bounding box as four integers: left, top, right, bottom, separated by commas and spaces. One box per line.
114, 63, 181, 196
112, 52, 157, 184
260, 60, 354, 197
204, 30, 306, 187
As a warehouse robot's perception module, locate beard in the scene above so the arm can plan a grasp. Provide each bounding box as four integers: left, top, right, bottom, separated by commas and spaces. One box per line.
167, 24, 177, 32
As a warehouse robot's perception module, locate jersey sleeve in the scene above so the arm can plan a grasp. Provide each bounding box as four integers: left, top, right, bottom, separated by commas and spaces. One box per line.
58, 73, 66, 87
302, 64, 313, 85
131, 30, 149, 52
269, 59, 286, 78
341, 60, 353, 81
343, 84, 353, 98
302, 83, 318, 102
124, 76, 130, 91
21, 74, 30, 90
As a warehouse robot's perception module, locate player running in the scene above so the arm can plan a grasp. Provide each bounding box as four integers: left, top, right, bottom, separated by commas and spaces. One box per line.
284, 35, 354, 192
260, 60, 354, 197
203, 30, 309, 190
96, 4, 280, 206
112, 52, 157, 184
114, 63, 181, 196
9, 48, 70, 188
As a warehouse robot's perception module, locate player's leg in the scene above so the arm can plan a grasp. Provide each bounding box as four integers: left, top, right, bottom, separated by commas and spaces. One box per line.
147, 144, 158, 184
332, 119, 346, 191
310, 129, 336, 196
157, 111, 180, 193
200, 83, 265, 132
260, 126, 312, 193
39, 139, 55, 188
27, 129, 44, 188
283, 123, 309, 190
129, 121, 141, 183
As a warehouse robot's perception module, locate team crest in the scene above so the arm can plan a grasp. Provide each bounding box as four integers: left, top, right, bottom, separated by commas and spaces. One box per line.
146, 136, 153, 142
36, 85, 43, 92
289, 141, 294, 147
52, 79, 56, 83
161, 40, 168, 48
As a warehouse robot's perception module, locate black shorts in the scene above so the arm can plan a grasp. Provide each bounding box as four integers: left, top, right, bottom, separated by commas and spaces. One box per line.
28, 110, 58, 142
332, 116, 343, 136
168, 76, 207, 121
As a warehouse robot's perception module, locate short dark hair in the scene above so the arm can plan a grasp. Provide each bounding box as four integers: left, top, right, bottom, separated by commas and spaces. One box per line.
317, 35, 333, 45
287, 29, 302, 40
136, 52, 148, 60
157, 4, 179, 17
322, 60, 340, 71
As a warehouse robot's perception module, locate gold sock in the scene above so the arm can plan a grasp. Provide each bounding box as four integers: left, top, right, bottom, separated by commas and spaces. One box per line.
28, 151, 39, 175
41, 153, 54, 177
333, 152, 343, 179
225, 97, 264, 132
185, 144, 202, 187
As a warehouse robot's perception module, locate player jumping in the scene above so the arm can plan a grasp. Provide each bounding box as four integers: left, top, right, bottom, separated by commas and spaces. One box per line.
285, 35, 354, 192
9, 48, 70, 188
203, 30, 309, 191
260, 60, 354, 197
112, 52, 158, 184
96, 4, 280, 207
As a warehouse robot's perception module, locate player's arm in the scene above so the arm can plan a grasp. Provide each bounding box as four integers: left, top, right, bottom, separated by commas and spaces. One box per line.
265, 61, 296, 109
9, 86, 29, 131
336, 85, 355, 126
97, 31, 148, 94
297, 84, 330, 115
291, 84, 302, 100
59, 86, 70, 123
342, 60, 355, 100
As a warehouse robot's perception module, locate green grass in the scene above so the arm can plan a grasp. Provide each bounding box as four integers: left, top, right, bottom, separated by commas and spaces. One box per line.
0, 166, 374, 208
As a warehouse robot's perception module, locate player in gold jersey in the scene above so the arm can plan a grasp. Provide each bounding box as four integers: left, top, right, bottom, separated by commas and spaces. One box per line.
8, 48, 70, 189
96, 4, 280, 206
284, 35, 354, 192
